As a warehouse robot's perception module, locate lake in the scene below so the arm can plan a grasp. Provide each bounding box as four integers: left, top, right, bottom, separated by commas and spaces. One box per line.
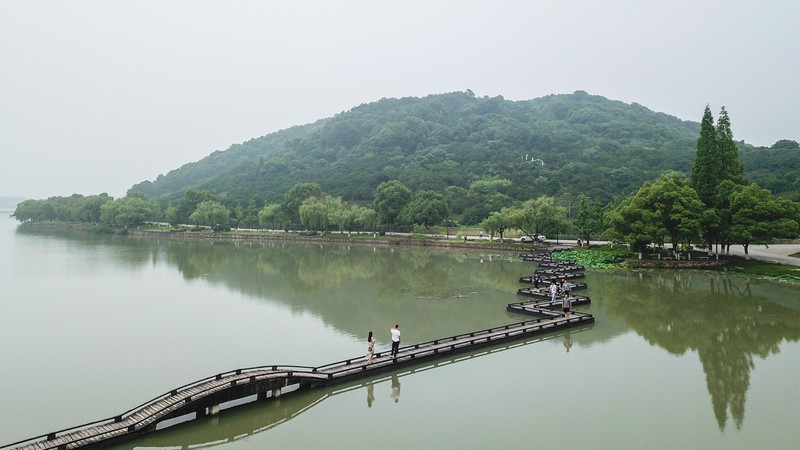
1, 214, 799, 449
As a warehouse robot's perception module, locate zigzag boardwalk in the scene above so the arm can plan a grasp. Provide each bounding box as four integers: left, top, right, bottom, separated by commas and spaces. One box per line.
520, 272, 585, 283
517, 251, 588, 298
517, 286, 590, 299
4, 250, 594, 450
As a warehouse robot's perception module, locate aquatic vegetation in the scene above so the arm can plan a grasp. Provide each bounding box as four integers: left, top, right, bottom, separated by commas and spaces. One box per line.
552, 246, 633, 268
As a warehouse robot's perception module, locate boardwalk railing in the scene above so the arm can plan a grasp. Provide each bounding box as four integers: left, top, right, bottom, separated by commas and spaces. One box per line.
3, 306, 592, 450
4, 248, 592, 450
2, 365, 326, 450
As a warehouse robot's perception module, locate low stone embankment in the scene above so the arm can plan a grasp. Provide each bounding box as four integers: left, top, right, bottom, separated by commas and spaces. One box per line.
626, 259, 726, 268
126, 229, 540, 251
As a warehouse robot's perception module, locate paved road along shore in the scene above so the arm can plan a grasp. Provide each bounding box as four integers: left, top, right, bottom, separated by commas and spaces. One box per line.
725, 244, 800, 266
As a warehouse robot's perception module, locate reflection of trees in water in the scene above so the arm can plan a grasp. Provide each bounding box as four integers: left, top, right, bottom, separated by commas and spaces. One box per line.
592, 270, 800, 431
162, 241, 527, 342
18, 228, 800, 433
17, 225, 163, 268
164, 241, 525, 299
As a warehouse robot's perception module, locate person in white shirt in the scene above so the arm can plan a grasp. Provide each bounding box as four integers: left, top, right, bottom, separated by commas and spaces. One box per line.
390, 324, 401, 358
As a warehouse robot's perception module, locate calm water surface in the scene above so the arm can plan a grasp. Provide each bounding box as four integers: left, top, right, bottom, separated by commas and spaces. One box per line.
1, 215, 799, 449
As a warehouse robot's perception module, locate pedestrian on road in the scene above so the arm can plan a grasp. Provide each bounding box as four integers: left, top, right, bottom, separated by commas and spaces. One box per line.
366, 331, 376, 363
390, 324, 401, 358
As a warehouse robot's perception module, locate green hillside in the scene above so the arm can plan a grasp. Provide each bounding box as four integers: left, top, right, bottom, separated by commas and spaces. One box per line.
128, 90, 799, 223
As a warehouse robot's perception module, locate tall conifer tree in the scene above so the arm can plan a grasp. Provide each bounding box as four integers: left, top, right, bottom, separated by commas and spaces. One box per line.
690, 105, 718, 206
715, 107, 745, 185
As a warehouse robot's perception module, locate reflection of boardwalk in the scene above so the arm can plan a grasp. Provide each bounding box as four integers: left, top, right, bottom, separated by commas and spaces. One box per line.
5, 249, 594, 450
100, 325, 594, 450
6, 311, 593, 450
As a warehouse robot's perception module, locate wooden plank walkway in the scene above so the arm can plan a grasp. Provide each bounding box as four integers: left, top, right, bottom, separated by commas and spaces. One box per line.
534, 267, 585, 275
518, 278, 587, 290
507, 297, 592, 313
521, 271, 585, 282
4, 248, 594, 450
5, 308, 593, 450
517, 285, 590, 298
536, 261, 585, 270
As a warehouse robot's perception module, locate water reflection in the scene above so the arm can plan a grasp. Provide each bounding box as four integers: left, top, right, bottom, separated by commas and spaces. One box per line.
563, 332, 573, 353
366, 382, 375, 408
109, 328, 587, 449
590, 270, 800, 430
160, 240, 529, 343
390, 375, 401, 403
13, 225, 800, 436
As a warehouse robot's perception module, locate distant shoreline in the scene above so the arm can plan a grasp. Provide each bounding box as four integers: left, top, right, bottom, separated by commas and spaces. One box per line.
16, 221, 800, 275
16, 221, 544, 252
126, 228, 539, 252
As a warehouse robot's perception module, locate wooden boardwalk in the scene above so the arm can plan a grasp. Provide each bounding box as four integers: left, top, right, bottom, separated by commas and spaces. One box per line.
4, 250, 594, 450
536, 261, 585, 270
4, 311, 593, 450
520, 271, 585, 283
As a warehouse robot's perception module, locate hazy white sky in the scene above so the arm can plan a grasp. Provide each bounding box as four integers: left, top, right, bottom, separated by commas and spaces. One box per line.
1, 1, 798, 199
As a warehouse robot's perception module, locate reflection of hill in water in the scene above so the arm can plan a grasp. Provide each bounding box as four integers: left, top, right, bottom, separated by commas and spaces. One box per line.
17, 227, 800, 432
155, 241, 800, 433
590, 269, 800, 430
164, 240, 540, 342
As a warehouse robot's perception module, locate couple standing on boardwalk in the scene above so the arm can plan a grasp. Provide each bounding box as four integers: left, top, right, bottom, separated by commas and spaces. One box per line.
366, 324, 401, 363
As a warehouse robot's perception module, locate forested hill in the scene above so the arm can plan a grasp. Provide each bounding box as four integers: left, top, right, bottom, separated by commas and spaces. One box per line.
130, 90, 795, 222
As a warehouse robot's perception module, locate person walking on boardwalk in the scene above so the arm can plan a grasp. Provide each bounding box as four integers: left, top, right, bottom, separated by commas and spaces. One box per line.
533, 274, 541, 288
562, 293, 573, 318
366, 331, 376, 364
390, 324, 401, 358
562, 278, 571, 297
549, 281, 558, 303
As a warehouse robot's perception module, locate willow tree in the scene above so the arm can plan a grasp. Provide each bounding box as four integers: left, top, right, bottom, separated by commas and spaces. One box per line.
480, 208, 513, 242
299, 195, 344, 232
511, 196, 569, 241
258, 203, 284, 230
188, 200, 229, 227
283, 182, 322, 224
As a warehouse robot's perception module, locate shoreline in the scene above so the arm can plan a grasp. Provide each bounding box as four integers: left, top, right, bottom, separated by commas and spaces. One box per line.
125, 228, 547, 252
17, 222, 800, 272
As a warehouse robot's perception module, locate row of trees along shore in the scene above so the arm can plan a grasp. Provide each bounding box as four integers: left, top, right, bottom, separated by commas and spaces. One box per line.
12, 106, 800, 257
